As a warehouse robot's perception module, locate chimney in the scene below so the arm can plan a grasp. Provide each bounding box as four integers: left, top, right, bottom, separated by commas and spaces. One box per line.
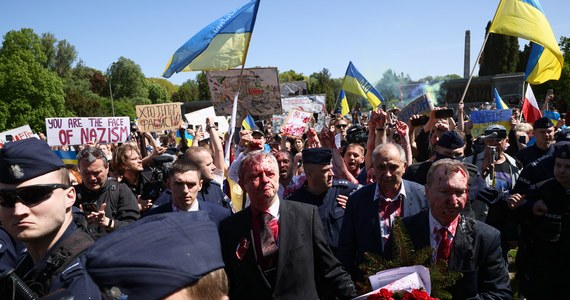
464, 30, 470, 78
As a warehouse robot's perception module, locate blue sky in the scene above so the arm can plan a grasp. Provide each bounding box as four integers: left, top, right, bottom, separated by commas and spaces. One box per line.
2, 0, 569, 86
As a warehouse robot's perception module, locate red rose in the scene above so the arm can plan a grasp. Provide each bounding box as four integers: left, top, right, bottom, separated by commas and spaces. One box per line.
367, 288, 394, 300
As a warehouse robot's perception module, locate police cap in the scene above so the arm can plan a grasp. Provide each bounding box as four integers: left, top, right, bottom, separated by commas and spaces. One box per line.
302, 148, 332, 165
533, 117, 554, 129
556, 128, 570, 142
86, 211, 225, 300
554, 141, 570, 159
0, 138, 64, 184
437, 131, 465, 149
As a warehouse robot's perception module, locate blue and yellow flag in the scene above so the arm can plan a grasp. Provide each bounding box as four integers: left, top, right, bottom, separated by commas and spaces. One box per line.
242, 114, 255, 130
493, 88, 509, 110
176, 130, 193, 147
54, 150, 77, 165
342, 62, 383, 109
489, 0, 563, 84
337, 89, 350, 116
162, 0, 260, 78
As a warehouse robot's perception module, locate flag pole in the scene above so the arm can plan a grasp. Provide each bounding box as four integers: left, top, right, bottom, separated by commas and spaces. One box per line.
519, 81, 525, 123
224, 0, 260, 164
458, 29, 492, 105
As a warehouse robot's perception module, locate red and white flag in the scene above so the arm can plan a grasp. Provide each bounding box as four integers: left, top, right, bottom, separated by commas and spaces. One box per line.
522, 83, 542, 124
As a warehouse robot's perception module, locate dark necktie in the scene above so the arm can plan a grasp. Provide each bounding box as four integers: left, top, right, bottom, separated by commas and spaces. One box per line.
437, 228, 452, 261
259, 212, 278, 257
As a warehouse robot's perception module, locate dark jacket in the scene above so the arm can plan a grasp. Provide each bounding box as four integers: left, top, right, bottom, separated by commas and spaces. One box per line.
403, 211, 512, 300
219, 200, 357, 300
145, 199, 231, 226
75, 179, 140, 239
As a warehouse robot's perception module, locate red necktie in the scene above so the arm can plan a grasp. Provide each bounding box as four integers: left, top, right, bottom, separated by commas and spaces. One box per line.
259, 212, 278, 257
437, 228, 452, 261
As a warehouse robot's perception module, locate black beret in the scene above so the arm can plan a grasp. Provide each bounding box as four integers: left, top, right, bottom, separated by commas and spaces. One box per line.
0, 138, 64, 184
557, 128, 570, 142
437, 131, 465, 149
302, 148, 332, 165
555, 141, 570, 159
533, 117, 554, 129
86, 212, 225, 300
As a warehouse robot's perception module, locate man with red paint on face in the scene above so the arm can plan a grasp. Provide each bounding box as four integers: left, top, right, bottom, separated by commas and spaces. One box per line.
219, 151, 357, 300
400, 159, 512, 299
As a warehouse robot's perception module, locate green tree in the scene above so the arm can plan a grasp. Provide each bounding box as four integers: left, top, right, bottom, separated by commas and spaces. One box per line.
172, 79, 199, 102
107, 56, 148, 99
0, 28, 68, 132
147, 80, 169, 103
40, 33, 57, 70
197, 71, 211, 101
308, 68, 339, 111
147, 77, 178, 98
479, 21, 519, 76
54, 39, 77, 77
279, 69, 306, 82
376, 69, 412, 102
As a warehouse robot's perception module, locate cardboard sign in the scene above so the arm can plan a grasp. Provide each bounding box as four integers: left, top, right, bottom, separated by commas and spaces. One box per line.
398, 94, 433, 122
281, 109, 313, 138
470, 109, 512, 137
281, 94, 327, 132
135, 103, 182, 132
45, 117, 130, 146
206, 67, 282, 118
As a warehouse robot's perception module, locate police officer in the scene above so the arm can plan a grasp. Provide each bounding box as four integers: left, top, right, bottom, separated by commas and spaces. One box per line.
0, 138, 100, 298
518, 141, 570, 299
512, 128, 570, 197
516, 117, 555, 168
86, 211, 228, 299
285, 148, 358, 255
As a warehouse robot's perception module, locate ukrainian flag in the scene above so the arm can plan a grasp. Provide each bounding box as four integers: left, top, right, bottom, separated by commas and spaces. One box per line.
176, 130, 193, 147
489, 0, 563, 84
54, 150, 78, 165
493, 88, 509, 110
342, 62, 383, 109
337, 90, 350, 116
242, 114, 255, 130
162, 0, 260, 78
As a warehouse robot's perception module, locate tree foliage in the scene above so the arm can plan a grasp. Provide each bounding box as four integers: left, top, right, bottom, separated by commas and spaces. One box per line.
0, 28, 68, 132
308, 68, 340, 111
197, 71, 211, 101
107, 56, 148, 99
172, 78, 200, 102
279, 69, 306, 82
479, 21, 519, 76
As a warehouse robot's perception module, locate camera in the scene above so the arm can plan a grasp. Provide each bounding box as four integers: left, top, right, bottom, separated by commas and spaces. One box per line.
435, 108, 454, 119
140, 152, 176, 200
411, 115, 430, 126
130, 122, 139, 133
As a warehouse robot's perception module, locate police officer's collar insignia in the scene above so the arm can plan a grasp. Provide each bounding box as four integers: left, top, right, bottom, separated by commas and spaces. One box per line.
10, 164, 23, 179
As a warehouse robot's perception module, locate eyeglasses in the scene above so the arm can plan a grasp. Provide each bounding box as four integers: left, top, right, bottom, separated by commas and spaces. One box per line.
0, 184, 70, 208
336, 124, 348, 129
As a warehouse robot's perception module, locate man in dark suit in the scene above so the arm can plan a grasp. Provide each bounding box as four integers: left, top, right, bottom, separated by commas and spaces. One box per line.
338, 143, 428, 281
145, 159, 230, 225
402, 159, 512, 299
219, 151, 357, 300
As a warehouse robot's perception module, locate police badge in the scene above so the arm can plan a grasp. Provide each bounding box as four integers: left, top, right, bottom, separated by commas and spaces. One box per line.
9, 164, 24, 179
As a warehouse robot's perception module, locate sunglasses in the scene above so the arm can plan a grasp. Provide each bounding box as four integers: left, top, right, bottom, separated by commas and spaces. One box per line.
77, 147, 107, 162
0, 184, 70, 208
336, 124, 348, 129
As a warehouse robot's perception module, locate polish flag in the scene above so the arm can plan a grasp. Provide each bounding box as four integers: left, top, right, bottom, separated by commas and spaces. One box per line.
522, 83, 542, 124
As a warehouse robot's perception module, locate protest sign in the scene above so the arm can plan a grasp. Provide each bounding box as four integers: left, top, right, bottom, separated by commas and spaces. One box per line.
0, 125, 35, 147
271, 114, 287, 134
470, 109, 512, 137
184, 106, 229, 140
135, 102, 182, 132
281, 94, 327, 132
398, 94, 433, 122
45, 117, 130, 146
206, 67, 282, 117
281, 109, 313, 139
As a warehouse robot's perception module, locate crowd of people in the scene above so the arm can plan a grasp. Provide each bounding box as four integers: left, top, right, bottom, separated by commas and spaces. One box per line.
0, 96, 568, 299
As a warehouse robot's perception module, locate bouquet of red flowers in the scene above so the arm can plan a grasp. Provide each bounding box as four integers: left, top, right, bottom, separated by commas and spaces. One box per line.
367, 288, 437, 300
